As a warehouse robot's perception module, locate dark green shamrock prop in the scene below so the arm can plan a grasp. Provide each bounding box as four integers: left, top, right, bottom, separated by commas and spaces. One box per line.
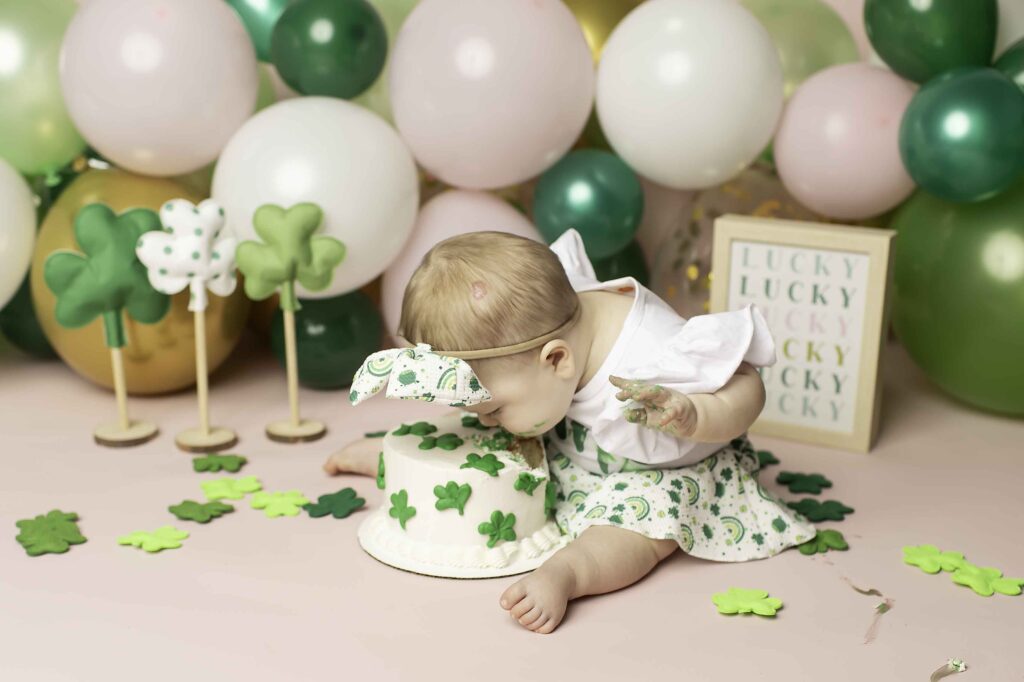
389, 490, 416, 530
364, 430, 388, 438
192, 454, 247, 474
168, 500, 235, 524
757, 450, 780, 467
305, 488, 366, 519
787, 499, 855, 522
44, 204, 168, 446
235, 203, 345, 444
460, 453, 505, 477
15, 510, 87, 557
776, 472, 833, 495
478, 510, 517, 548
798, 529, 849, 555
434, 481, 472, 515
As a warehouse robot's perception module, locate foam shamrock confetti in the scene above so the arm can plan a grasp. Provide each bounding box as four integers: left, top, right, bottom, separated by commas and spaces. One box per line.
15, 510, 87, 557
304, 488, 366, 519
389, 490, 416, 529
460, 453, 505, 477
711, 588, 783, 617
365, 430, 388, 438
392, 421, 437, 437
44, 204, 169, 348
478, 510, 517, 548
950, 564, 1023, 597
902, 545, 967, 574
168, 500, 235, 524
798, 529, 848, 555
192, 454, 247, 474
776, 471, 832, 495
118, 526, 189, 553
419, 433, 464, 451
434, 481, 472, 515
251, 491, 311, 518
201, 476, 262, 501
787, 499, 854, 522
514, 472, 543, 496
757, 450, 779, 467
135, 199, 237, 312
235, 202, 345, 312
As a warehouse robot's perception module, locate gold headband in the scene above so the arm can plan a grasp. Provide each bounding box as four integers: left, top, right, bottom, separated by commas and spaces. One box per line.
398, 303, 582, 360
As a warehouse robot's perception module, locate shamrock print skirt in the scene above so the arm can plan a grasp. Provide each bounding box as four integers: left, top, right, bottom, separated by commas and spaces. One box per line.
547, 436, 815, 561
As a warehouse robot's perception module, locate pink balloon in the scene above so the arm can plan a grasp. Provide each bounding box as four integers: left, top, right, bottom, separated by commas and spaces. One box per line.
389, 0, 594, 190
774, 63, 916, 220
381, 190, 543, 336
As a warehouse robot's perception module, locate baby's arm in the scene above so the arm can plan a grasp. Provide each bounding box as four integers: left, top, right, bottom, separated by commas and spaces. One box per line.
610, 362, 766, 443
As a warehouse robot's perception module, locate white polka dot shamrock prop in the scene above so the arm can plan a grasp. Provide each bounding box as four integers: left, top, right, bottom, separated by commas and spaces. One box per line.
44, 204, 170, 448
135, 198, 240, 453
235, 202, 346, 443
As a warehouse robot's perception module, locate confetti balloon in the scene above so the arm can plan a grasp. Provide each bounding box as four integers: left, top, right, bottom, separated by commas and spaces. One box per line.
30, 170, 250, 394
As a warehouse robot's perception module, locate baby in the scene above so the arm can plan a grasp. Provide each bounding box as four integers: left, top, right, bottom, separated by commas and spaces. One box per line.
325, 229, 814, 634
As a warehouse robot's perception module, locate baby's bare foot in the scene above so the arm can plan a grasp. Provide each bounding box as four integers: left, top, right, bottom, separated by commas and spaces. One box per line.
323, 437, 381, 477
499, 560, 576, 634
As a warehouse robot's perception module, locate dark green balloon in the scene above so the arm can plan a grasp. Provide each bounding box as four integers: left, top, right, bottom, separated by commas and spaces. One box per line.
0, 275, 56, 359
271, 291, 382, 390
890, 180, 1024, 415
899, 68, 1024, 204
227, 0, 298, 62
994, 37, 1024, 92
864, 0, 997, 83
533, 150, 644, 259
580, 107, 611, 151
271, 0, 387, 99
591, 241, 649, 286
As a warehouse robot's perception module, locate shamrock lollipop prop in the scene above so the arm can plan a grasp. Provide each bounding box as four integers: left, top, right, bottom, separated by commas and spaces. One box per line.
136, 199, 239, 453
236, 203, 346, 443
44, 204, 169, 447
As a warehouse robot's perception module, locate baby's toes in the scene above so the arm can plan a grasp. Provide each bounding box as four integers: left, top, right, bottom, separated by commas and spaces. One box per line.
518, 605, 543, 627
510, 596, 536, 620
536, 617, 559, 635
527, 613, 550, 632
500, 581, 528, 611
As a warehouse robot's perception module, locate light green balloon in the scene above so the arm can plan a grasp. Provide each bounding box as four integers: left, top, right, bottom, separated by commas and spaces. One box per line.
742, 0, 859, 98
0, 0, 86, 176
352, 0, 419, 123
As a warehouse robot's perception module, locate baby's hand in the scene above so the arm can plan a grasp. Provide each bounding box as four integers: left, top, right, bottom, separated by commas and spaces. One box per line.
609, 376, 698, 439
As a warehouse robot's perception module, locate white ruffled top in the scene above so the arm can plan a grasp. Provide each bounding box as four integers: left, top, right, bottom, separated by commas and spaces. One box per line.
550, 229, 776, 471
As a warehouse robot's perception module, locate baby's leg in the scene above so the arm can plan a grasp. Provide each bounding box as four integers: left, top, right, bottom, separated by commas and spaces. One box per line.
323, 437, 381, 477
501, 526, 677, 634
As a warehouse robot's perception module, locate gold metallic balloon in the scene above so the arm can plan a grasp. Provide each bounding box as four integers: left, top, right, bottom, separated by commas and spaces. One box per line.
31, 169, 250, 395
564, 0, 644, 62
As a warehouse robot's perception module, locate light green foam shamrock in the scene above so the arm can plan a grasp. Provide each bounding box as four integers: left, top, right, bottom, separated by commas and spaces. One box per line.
950, 564, 1023, 597
250, 491, 310, 518
712, 588, 783, 617
902, 545, 967, 574
44, 204, 169, 347
234, 203, 346, 312
118, 526, 189, 552
201, 476, 262, 501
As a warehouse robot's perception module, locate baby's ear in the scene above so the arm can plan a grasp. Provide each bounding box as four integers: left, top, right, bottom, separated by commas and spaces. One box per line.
539, 339, 575, 378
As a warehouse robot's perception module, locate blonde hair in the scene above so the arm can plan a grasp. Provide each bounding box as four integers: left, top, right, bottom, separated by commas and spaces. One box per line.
398, 231, 579, 356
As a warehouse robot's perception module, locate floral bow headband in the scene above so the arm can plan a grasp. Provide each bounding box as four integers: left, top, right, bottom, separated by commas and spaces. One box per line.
348, 303, 582, 408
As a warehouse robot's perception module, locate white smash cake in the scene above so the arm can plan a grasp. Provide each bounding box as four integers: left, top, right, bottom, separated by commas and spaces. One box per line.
357, 412, 567, 578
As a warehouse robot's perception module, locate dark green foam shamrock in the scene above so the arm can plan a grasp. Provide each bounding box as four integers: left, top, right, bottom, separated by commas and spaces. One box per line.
419, 433, 464, 450
798, 529, 849, 555
514, 472, 543, 496
364, 430, 387, 438
434, 481, 472, 515
776, 472, 833, 495
389, 490, 416, 530
304, 488, 366, 519
757, 450, 780, 467
234, 203, 346, 311
192, 454, 247, 474
15, 510, 87, 556
460, 452, 505, 476
168, 500, 235, 524
44, 204, 169, 347
787, 499, 855, 522
478, 510, 517, 548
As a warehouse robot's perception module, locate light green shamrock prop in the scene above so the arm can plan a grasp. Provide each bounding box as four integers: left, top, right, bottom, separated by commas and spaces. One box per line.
118, 526, 189, 553
902, 544, 967, 574
43, 203, 169, 447
235, 203, 345, 444
712, 587, 783, 617
250, 491, 311, 518
201, 476, 263, 501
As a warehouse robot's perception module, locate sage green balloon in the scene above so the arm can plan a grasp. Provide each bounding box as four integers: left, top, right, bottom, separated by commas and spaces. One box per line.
0, 0, 85, 176
742, 0, 859, 98
899, 67, 1024, 203
865, 0, 997, 84
994, 37, 1024, 92
891, 180, 1024, 415
227, 0, 298, 62
352, 0, 419, 123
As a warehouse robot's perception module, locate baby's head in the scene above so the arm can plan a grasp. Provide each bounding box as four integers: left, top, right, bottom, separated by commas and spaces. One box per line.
399, 231, 582, 437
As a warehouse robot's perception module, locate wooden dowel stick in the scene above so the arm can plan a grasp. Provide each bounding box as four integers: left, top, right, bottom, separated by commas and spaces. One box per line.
194, 309, 210, 436
110, 347, 130, 432
283, 308, 300, 428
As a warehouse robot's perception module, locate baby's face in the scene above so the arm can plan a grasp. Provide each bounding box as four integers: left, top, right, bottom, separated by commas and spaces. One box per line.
464, 352, 577, 439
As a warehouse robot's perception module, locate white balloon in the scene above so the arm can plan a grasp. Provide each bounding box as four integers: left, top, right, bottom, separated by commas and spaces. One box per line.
998, 0, 1024, 55
596, 0, 784, 190
0, 158, 36, 309
213, 97, 419, 298
60, 0, 259, 176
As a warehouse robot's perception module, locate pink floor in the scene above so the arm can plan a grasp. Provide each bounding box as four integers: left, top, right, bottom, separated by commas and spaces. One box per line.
1, 336, 1021, 681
